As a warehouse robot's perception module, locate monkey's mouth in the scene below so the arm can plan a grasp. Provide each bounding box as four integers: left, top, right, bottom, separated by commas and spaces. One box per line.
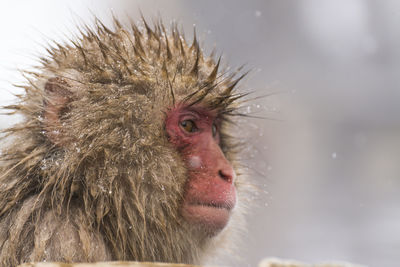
182, 200, 235, 234
189, 201, 234, 211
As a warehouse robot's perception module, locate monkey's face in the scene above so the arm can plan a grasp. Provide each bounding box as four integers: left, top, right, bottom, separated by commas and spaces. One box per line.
166, 104, 236, 235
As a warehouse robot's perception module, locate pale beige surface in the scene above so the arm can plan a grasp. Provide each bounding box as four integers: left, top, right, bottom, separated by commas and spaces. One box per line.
18, 259, 367, 267
259, 258, 366, 267
18, 262, 197, 267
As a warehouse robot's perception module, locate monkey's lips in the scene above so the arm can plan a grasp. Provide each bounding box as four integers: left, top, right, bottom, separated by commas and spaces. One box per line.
182, 199, 235, 234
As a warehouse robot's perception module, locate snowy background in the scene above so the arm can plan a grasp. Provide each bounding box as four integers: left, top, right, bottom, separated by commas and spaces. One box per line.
1, 1, 400, 267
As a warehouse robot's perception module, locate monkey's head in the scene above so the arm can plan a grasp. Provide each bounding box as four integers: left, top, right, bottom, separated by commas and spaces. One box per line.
1, 17, 249, 264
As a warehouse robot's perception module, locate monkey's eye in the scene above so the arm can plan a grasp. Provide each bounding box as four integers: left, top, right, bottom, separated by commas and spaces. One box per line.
180, 120, 198, 133
212, 123, 217, 137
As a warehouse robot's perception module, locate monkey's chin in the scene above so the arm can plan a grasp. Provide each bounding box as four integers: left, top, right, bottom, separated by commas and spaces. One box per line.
182, 203, 232, 236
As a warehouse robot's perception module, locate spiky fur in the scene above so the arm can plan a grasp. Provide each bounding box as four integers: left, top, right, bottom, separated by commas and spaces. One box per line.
0, 17, 248, 266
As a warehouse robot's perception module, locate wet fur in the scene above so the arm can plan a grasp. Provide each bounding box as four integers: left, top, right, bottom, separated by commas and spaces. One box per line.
0, 16, 249, 266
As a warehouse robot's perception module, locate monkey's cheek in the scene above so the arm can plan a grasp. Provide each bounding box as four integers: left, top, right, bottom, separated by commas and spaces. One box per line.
181, 204, 231, 235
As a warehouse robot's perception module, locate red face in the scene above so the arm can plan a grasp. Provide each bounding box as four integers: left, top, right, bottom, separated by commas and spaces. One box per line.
166, 104, 236, 235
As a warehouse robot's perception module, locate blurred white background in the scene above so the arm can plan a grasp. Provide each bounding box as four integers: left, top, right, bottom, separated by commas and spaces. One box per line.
1, 1, 400, 267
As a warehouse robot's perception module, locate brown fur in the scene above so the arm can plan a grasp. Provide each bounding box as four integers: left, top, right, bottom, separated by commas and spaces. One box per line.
0, 16, 249, 266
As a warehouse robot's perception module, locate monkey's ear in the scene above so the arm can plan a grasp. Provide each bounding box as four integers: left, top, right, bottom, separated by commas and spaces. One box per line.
43, 77, 72, 145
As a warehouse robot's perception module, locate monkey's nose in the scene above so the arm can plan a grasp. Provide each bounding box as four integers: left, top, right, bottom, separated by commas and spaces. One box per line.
218, 169, 234, 184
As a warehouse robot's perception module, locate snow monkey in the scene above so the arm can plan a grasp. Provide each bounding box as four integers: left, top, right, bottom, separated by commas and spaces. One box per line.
0, 16, 250, 266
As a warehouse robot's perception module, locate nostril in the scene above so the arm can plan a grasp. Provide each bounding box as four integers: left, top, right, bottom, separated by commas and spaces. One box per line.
218, 170, 233, 183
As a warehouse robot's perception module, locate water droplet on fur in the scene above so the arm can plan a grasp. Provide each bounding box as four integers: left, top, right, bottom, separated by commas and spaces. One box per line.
98, 185, 107, 193
40, 159, 50, 170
